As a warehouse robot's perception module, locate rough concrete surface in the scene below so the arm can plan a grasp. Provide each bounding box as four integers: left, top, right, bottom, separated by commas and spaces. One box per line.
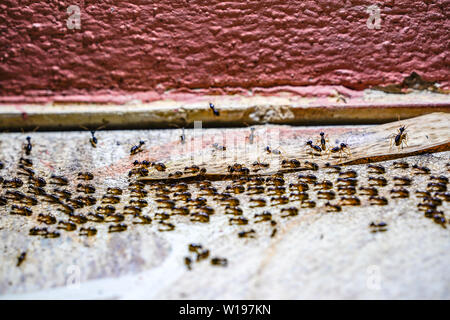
0, 125, 449, 299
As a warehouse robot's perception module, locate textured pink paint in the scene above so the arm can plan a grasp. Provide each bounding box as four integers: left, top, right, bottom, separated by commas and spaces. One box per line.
0, 0, 449, 104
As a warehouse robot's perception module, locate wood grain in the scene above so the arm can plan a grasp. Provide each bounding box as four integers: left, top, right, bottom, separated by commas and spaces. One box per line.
139, 112, 450, 182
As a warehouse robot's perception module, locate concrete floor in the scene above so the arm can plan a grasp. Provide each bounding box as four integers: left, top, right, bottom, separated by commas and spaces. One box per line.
0, 125, 449, 299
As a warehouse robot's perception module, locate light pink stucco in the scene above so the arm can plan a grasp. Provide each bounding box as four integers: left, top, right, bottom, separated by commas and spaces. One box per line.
0, 0, 449, 104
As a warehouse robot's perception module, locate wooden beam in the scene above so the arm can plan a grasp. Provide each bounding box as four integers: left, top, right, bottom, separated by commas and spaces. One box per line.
0, 91, 449, 131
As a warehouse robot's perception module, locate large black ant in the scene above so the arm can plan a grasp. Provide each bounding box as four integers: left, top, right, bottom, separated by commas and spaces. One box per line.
80, 125, 106, 148
389, 125, 408, 151
317, 132, 329, 151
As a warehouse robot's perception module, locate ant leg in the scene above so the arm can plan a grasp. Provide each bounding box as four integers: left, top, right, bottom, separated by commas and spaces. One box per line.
403, 136, 408, 148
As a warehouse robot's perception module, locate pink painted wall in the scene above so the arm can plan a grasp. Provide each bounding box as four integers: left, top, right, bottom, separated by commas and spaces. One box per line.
0, 0, 449, 103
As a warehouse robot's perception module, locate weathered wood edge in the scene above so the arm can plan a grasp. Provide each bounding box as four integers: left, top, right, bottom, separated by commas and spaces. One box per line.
0, 92, 449, 131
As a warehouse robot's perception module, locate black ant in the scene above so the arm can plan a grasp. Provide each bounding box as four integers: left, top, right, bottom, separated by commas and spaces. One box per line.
412, 164, 430, 175
80, 125, 106, 148
17, 164, 35, 177
190, 212, 209, 223
11, 205, 32, 216
209, 102, 220, 116
19, 157, 33, 167
369, 196, 388, 206
3, 177, 23, 188
427, 183, 447, 192
153, 162, 167, 172
77, 195, 97, 205
238, 229, 256, 238
105, 213, 125, 223
368, 165, 386, 174
339, 170, 358, 178
289, 182, 309, 192
17, 252, 27, 267
390, 188, 409, 198
318, 132, 329, 151
97, 205, 115, 215
265, 146, 281, 155
172, 206, 190, 215
69, 213, 88, 224
389, 126, 408, 151
325, 163, 342, 173
368, 176, 387, 187
303, 161, 319, 171
211, 257, 228, 267
270, 196, 289, 205
247, 186, 265, 194
290, 191, 309, 201
338, 196, 361, 206
25, 137, 32, 155
158, 221, 175, 232
254, 211, 272, 223
133, 214, 152, 224
392, 161, 409, 169
280, 207, 298, 217
77, 172, 94, 180
87, 213, 105, 222
337, 186, 356, 195
109, 223, 127, 233
369, 222, 388, 233
229, 217, 248, 225
124, 205, 142, 215
5, 190, 26, 201
224, 206, 242, 216
130, 140, 145, 155
50, 175, 69, 186
57, 221, 77, 231
29, 186, 47, 196
300, 200, 316, 208
336, 177, 358, 187
325, 202, 341, 212
180, 127, 186, 144
196, 249, 210, 262
29, 176, 47, 187
79, 227, 97, 237
359, 186, 378, 196
318, 190, 336, 200
328, 143, 351, 159
429, 176, 448, 184
393, 176, 412, 186
305, 140, 322, 156
107, 187, 123, 195
184, 257, 193, 270
77, 183, 96, 194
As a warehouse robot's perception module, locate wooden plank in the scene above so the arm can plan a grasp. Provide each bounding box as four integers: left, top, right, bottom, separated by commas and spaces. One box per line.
0, 91, 449, 131
138, 112, 450, 181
